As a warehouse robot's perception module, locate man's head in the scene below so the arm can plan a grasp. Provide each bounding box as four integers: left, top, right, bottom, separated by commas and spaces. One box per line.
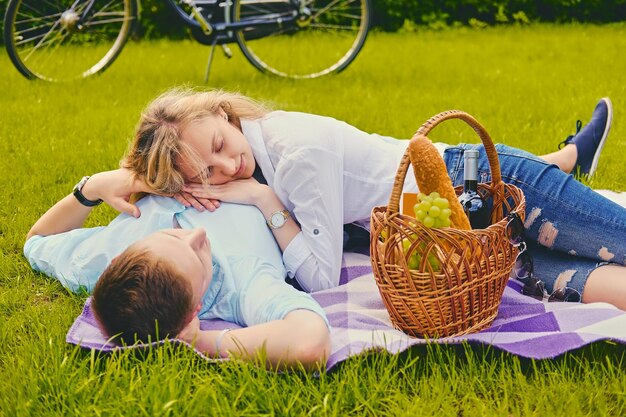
92, 228, 213, 344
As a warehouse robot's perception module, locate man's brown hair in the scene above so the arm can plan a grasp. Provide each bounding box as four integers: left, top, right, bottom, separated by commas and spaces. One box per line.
92, 247, 194, 344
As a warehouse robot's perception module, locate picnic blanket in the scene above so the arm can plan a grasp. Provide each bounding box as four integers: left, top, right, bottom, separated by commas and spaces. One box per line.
67, 190, 626, 371
67, 253, 626, 371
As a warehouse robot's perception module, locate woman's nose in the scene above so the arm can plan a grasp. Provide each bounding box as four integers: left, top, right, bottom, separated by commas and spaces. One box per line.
215, 155, 237, 177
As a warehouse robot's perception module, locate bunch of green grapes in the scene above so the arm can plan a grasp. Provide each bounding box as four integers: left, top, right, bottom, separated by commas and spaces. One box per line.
413, 192, 452, 228
402, 238, 440, 272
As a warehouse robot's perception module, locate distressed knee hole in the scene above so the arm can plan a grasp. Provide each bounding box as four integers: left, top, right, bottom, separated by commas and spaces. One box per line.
554, 269, 576, 290
524, 207, 542, 229
538, 221, 558, 248
598, 247, 615, 261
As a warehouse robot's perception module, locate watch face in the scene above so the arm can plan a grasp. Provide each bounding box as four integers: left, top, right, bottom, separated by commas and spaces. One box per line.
270, 212, 285, 227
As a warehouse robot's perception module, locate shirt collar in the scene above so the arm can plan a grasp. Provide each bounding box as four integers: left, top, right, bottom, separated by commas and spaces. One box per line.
241, 118, 275, 187
199, 260, 224, 315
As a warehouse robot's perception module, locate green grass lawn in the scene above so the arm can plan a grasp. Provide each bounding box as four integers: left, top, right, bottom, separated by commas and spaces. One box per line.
1, 24, 626, 416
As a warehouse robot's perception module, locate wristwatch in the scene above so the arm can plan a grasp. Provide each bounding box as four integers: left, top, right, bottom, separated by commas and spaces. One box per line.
72, 176, 103, 207
267, 209, 290, 229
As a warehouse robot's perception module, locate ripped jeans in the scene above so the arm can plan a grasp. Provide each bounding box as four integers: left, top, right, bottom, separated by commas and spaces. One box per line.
443, 144, 626, 296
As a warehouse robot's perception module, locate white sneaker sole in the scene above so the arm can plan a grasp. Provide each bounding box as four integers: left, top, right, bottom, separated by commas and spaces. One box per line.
588, 97, 613, 177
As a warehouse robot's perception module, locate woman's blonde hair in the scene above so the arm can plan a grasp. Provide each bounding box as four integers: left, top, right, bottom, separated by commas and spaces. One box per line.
123, 87, 269, 194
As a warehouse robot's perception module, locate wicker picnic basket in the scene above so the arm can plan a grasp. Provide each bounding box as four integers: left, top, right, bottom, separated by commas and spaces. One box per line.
370, 110, 526, 338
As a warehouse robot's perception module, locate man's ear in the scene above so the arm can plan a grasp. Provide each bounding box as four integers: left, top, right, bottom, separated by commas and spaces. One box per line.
185, 303, 202, 323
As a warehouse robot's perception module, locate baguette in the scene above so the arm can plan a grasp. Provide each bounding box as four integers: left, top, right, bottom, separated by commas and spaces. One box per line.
408, 135, 472, 230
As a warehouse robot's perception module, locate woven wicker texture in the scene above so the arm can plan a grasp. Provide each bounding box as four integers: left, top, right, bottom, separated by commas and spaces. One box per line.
370, 110, 526, 338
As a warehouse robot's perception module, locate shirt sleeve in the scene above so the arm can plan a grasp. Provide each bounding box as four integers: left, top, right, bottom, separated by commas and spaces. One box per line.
274, 145, 345, 292
232, 256, 329, 328
24, 227, 107, 293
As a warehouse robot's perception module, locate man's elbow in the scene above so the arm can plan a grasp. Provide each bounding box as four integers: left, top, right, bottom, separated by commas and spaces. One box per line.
25, 227, 38, 242
293, 319, 331, 369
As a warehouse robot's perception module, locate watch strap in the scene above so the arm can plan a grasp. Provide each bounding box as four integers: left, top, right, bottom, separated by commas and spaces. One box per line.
73, 176, 103, 207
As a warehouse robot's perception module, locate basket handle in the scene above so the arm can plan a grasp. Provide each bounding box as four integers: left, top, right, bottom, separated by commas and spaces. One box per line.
388, 110, 503, 215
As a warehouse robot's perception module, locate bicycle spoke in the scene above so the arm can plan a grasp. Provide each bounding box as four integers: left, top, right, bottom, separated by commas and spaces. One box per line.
308, 23, 358, 31
23, 26, 69, 65
14, 29, 57, 46
41, 0, 63, 11
14, 12, 62, 25
34, 29, 70, 63
321, 11, 363, 20
22, 20, 62, 61
238, 0, 290, 5
310, 0, 344, 21
14, 21, 58, 39
20, 1, 51, 17
83, 3, 127, 27
86, 17, 134, 26
19, 27, 65, 55
87, 0, 120, 19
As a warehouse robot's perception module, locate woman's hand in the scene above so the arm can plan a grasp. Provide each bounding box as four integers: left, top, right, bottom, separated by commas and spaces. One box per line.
182, 178, 271, 210
173, 192, 221, 212
82, 168, 151, 218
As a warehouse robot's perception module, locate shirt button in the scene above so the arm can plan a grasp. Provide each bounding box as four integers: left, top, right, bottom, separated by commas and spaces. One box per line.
313, 229, 319, 235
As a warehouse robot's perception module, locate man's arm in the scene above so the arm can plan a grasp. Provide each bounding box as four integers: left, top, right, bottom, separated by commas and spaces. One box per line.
178, 309, 330, 370
27, 168, 150, 240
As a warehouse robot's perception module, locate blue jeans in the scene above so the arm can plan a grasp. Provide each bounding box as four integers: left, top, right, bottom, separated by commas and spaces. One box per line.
443, 144, 626, 296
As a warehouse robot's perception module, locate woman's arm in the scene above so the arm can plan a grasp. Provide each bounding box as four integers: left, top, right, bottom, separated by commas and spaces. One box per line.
178, 309, 330, 370
27, 168, 151, 241
182, 178, 301, 255
184, 151, 344, 293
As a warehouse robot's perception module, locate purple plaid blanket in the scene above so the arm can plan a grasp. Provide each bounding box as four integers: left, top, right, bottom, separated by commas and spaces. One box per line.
68, 191, 626, 370
68, 251, 626, 371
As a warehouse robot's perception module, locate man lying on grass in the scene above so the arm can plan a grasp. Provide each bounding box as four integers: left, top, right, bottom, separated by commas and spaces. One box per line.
24, 168, 330, 370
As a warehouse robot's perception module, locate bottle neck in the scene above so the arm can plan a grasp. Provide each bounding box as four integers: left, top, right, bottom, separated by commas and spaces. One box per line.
463, 153, 479, 192
464, 179, 478, 192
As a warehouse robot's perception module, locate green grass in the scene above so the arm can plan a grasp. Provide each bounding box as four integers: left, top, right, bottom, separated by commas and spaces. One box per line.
1, 24, 626, 416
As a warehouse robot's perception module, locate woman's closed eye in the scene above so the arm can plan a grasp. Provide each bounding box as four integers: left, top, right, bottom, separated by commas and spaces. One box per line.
215, 138, 224, 153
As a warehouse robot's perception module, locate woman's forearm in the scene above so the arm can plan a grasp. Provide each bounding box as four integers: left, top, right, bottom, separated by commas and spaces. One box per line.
26, 194, 95, 240
27, 169, 151, 241
252, 187, 301, 253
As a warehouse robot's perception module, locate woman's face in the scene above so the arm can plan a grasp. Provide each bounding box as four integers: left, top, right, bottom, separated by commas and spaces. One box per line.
179, 111, 255, 185
137, 228, 213, 308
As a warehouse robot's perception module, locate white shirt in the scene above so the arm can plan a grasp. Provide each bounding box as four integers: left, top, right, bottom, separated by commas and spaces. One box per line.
242, 111, 449, 292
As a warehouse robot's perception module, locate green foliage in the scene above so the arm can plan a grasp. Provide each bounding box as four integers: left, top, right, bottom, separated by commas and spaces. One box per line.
373, 0, 626, 31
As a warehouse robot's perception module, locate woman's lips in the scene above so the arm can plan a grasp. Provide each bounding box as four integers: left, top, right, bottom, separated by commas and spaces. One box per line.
236, 154, 245, 177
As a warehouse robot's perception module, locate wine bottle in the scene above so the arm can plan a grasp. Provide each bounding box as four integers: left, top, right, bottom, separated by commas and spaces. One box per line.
458, 149, 490, 229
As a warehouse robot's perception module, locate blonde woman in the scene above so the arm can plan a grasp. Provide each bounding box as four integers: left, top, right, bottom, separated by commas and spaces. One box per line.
122, 88, 626, 310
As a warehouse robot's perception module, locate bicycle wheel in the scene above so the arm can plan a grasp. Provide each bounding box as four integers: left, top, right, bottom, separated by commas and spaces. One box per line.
233, 0, 370, 78
4, 0, 136, 81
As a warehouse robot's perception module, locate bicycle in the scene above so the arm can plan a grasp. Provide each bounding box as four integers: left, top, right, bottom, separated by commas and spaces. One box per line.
3, 0, 371, 82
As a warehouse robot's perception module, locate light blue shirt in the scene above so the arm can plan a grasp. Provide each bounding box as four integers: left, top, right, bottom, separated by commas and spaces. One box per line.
24, 196, 327, 327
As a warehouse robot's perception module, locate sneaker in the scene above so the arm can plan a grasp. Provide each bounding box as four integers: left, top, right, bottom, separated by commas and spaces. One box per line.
558, 97, 612, 178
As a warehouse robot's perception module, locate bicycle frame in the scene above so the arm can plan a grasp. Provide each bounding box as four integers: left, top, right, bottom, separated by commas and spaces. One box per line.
69, 0, 304, 45
162, 0, 303, 44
